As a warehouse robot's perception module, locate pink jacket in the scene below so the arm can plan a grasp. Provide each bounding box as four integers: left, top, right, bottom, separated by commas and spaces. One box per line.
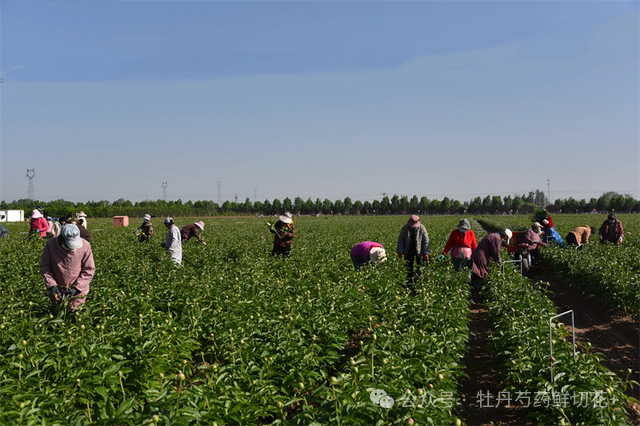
30, 217, 49, 237
40, 237, 95, 310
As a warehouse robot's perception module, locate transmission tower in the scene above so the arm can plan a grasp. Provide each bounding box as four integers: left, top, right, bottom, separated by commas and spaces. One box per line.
547, 178, 550, 205
162, 182, 167, 202
26, 169, 35, 200
254, 188, 257, 203
217, 181, 222, 205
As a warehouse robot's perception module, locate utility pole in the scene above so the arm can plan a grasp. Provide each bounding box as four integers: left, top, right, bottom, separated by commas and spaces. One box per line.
235, 193, 238, 204
217, 181, 222, 205
254, 188, 257, 203
162, 182, 167, 202
26, 169, 35, 200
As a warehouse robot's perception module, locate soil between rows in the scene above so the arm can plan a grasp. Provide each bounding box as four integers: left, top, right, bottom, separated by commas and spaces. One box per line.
458, 268, 640, 425
532, 269, 640, 423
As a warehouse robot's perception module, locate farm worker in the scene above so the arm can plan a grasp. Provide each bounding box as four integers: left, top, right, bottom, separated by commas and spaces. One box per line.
599, 212, 624, 244
350, 242, 387, 270
470, 229, 512, 302
268, 212, 296, 257
60, 214, 91, 243
441, 218, 477, 271
0, 225, 8, 238
520, 222, 547, 261
397, 215, 430, 287
40, 224, 95, 313
29, 210, 49, 237
535, 210, 554, 228
181, 221, 206, 245
565, 226, 596, 247
50, 219, 62, 237
46, 217, 54, 234
138, 214, 154, 242
76, 211, 88, 229
161, 217, 182, 265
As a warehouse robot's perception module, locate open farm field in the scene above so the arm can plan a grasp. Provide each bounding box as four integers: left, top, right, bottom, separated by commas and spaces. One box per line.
0, 215, 637, 425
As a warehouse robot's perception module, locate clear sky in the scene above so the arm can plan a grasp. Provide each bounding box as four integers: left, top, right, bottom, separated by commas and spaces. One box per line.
1, 1, 638, 204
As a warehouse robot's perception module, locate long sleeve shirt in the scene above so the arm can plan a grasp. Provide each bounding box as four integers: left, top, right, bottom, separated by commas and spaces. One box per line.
471, 232, 503, 278
521, 229, 546, 247
40, 237, 95, 310
599, 219, 624, 243
351, 242, 383, 263
30, 217, 49, 237
270, 221, 296, 247
397, 224, 430, 257
165, 225, 182, 264
181, 223, 203, 243
442, 229, 478, 257
570, 226, 592, 245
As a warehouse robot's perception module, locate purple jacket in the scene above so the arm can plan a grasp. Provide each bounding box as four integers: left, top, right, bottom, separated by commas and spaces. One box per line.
351, 241, 383, 261
471, 233, 502, 278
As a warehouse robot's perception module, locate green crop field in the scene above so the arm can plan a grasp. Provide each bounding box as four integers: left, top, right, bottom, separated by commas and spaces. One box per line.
0, 215, 636, 425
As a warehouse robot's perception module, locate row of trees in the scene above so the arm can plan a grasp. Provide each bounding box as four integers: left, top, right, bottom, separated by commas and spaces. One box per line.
2, 191, 637, 219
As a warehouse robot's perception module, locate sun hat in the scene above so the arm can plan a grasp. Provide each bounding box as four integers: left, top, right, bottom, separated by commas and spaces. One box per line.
532, 222, 543, 229
195, 221, 205, 230
502, 228, 513, 243
457, 218, 470, 231
407, 215, 421, 228
31, 209, 43, 219
284, 212, 293, 219
60, 224, 83, 250
77, 211, 87, 218
369, 247, 387, 264
164, 217, 174, 224
279, 215, 293, 224
143, 214, 151, 221
608, 212, 616, 220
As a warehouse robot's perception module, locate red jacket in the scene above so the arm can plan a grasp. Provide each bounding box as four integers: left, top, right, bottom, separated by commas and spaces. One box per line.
442, 229, 478, 255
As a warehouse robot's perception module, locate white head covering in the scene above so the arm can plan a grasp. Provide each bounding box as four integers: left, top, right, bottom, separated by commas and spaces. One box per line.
279, 215, 293, 224
369, 247, 387, 264
31, 210, 43, 219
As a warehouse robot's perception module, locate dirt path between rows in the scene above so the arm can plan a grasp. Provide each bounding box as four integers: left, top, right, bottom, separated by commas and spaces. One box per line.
458, 304, 525, 426
532, 269, 640, 422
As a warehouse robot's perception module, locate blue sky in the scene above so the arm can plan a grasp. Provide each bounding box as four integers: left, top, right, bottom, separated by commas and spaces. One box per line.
1, 1, 638, 204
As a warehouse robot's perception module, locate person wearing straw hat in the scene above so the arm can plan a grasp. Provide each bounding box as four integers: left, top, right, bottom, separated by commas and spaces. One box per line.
29, 209, 49, 237
441, 218, 478, 271
397, 215, 430, 287
268, 212, 296, 257
469, 228, 512, 302
76, 211, 88, 229
181, 221, 206, 245
138, 214, 154, 243
41, 224, 95, 314
350, 241, 387, 271
161, 217, 182, 265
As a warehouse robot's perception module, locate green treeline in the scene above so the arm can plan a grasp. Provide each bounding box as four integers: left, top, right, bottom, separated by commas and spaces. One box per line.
2, 190, 637, 219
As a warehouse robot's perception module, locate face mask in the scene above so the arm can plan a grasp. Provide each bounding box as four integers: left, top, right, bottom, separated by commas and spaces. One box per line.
609, 220, 615, 224
459, 228, 467, 233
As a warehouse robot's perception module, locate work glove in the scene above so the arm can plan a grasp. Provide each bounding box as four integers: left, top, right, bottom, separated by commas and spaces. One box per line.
397, 253, 403, 258
617, 237, 623, 244
48, 286, 61, 300
202, 241, 207, 246
437, 254, 446, 260
63, 287, 79, 297
423, 254, 429, 261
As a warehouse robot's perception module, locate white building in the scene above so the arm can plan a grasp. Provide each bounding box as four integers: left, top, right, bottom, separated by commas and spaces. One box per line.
0, 210, 25, 222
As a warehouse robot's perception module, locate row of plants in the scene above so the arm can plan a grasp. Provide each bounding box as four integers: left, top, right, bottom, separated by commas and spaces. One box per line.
0, 216, 473, 424
483, 265, 636, 424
